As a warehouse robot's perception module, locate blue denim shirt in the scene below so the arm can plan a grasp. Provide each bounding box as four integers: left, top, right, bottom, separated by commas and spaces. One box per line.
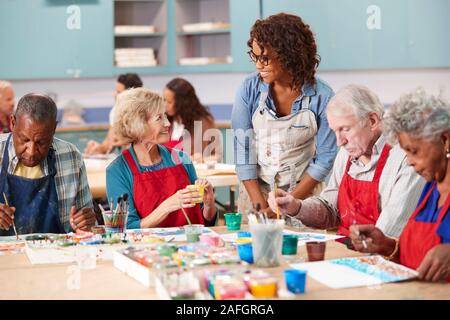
232, 72, 337, 182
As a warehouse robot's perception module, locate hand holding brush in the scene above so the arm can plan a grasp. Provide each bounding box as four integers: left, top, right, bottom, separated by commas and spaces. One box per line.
2, 193, 18, 239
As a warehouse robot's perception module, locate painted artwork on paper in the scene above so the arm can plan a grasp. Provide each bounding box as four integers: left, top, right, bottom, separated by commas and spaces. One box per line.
291, 255, 418, 289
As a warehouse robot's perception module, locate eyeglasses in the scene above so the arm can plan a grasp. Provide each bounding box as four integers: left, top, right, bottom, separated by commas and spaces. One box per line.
247, 50, 270, 66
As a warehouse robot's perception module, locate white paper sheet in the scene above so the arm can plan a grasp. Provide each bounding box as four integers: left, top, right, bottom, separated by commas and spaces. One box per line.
127, 227, 219, 242
290, 255, 418, 289
220, 230, 344, 246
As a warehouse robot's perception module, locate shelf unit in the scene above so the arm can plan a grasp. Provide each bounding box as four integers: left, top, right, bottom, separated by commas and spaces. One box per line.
114, 0, 167, 69
0, 0, 259, 79
173, 0, 232, 71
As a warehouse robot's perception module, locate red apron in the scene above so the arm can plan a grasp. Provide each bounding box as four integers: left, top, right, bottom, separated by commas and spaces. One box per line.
399, 182, 450, 281
123, 148, 204, 227
337, 144, 391, 237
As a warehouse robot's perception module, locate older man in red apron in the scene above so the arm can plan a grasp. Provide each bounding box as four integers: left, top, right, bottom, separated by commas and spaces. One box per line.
268, 85, 425, 243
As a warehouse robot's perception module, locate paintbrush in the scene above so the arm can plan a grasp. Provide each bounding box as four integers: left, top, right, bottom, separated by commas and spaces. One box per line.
98, 203, 106, 214
356, 227, 368, 249
351, 210, 367, 249
255, 203, 266, 224
122, 193, 129, 213
3, 193, 18, 240
274, 181, 280, 220
114, 196, 122, 227
178, 194, 192, 225
180, 206, 192, 225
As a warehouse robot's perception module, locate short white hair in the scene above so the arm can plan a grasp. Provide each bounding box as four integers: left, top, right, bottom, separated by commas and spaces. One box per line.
327, 84, 384, 120
113, 87, 164, 144
0, 81, 12, 97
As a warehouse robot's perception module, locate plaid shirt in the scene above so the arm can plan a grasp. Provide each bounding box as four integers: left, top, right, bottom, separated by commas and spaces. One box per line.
0, 133, 93, 232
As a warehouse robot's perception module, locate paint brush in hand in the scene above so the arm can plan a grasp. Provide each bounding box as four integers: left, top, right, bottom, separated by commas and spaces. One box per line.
351, 215, 367, 249
274, 181, 280, 220
3, 193, 18, 240
180, 206, 192, 225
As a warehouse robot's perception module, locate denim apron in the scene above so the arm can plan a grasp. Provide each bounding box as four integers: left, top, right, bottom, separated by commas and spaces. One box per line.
238, 91, 324, 224
0, 134, 63, 235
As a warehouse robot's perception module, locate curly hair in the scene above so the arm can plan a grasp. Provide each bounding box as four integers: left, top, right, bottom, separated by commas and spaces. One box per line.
113, 87, 164, 144
117, 73, 143, 89
165, 78, 213, 133
384, 88, 450, 143
247, 12, 320, 89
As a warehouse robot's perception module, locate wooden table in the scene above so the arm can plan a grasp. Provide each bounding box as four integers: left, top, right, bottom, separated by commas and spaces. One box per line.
0, 226, 448, 300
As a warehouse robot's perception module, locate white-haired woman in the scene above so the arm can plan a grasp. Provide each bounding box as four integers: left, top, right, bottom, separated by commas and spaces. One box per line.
106, 88, 216, 228
350, 89, 450, 282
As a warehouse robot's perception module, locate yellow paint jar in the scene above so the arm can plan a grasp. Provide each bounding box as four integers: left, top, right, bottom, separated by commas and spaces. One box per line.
234, 237, 252, 245
186, 184, 205, 204
249, 277, 278, 298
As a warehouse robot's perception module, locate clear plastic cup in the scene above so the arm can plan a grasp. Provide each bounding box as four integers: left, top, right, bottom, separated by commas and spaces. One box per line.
102, 210, 128, 233
249, 219, 285, 267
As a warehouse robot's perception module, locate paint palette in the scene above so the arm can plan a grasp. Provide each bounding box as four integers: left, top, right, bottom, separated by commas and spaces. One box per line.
22, 232, 160, 264
155, 267, 295, 300
113, 243, 242, 289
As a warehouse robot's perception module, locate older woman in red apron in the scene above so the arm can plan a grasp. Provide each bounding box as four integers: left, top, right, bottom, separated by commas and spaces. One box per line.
106, 88, 216, 229
350, 89, 450, 282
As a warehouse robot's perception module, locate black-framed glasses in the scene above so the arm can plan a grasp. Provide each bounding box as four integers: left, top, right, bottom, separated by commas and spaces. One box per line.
247, 50, 270, 66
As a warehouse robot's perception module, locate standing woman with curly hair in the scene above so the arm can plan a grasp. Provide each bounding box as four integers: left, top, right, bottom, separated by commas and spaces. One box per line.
232, 13, 337, 221
163, 78, 221, 162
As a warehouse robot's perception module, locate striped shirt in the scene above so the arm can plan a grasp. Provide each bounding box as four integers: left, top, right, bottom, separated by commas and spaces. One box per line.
294, 135, 426, 238
0, 133, 93, 232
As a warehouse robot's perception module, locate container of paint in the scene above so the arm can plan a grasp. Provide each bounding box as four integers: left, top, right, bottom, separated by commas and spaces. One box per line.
183, 224, 204, 243
224, 213, 242, 231
284, 269, 307, 294
199, 234, 223, 247
248, 277, 278, 298
186, 184, 205, 204
282, 234, 298, 255
237, 243, 254, 264
306, 241, 326, 261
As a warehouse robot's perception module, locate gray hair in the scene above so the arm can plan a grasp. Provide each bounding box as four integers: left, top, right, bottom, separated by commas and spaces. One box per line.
384, 88, 450, 143
15, 93, 57, 123
113, 87, 164, 144
0, 81, 12, 97
327, 84, 384, 121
